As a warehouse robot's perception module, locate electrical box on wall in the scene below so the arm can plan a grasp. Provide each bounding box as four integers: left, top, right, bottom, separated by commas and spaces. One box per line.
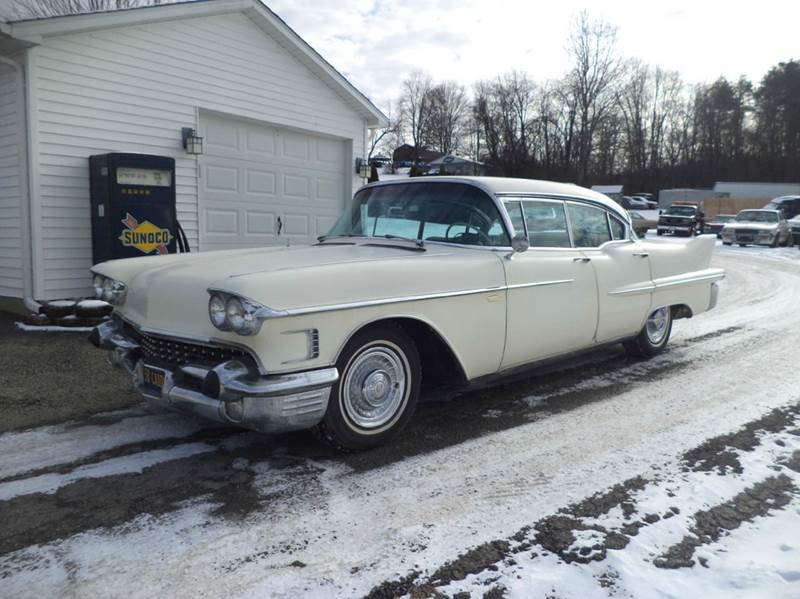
89, 153, 178, 264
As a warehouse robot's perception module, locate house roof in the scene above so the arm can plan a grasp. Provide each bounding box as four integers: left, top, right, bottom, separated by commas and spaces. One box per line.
3, 0, 387, 127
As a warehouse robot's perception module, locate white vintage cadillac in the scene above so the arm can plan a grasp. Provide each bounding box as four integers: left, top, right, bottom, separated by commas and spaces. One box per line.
90, 178, 725, 450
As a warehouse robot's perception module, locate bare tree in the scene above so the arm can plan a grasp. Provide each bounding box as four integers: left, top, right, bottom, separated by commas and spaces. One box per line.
566, 11, 621, 184
426, 81, 469, 155
367, 102, 400, 162
474, 71, 536, 176
398, 71, 433, 163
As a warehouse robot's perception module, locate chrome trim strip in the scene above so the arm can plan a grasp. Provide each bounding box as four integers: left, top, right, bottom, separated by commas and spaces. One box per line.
213, 279, 574, 321
506, 279, 575, 290
654, 271, 726, 289
608, 284, 657, 296
277, 285, 506, 317
608, 271, 726, 296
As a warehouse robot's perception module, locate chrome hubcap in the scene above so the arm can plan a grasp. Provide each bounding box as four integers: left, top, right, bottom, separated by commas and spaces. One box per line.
646, 307, 670, 345
342, 345, 408, 430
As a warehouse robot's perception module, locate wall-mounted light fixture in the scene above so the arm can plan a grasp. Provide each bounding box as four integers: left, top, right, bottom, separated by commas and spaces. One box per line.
181, 127, 204, 155
355, 157, 370, 178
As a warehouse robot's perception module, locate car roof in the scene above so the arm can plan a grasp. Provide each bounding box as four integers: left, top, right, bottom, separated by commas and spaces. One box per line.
770, 196, 800, 202
740, 209, 779, 214
365, 176, 629, 220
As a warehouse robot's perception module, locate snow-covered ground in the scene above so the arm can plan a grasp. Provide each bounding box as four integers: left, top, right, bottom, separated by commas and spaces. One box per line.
1, 245, 799, 598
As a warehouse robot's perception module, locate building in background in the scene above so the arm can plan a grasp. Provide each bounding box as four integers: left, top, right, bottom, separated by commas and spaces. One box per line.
0, 0, 386, 309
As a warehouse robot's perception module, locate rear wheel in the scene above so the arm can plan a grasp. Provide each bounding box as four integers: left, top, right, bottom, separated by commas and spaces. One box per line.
770, 234, 780, 248
623, 307, 673, 358
313, 325, 420, 451
723, 241, 733, 246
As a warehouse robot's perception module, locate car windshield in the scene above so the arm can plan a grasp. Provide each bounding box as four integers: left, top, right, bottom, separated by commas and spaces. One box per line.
664, 205, 697, 216
736, 211, 778, 223
326, 182, 510, 247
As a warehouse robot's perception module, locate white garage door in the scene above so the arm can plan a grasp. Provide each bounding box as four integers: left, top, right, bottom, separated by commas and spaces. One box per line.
199, 114, 348, 250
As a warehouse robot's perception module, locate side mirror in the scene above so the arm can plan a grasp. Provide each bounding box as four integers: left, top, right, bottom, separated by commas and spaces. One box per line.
699, 211, 705, 218
658, 209, 663, 215
511, 233, 529, 253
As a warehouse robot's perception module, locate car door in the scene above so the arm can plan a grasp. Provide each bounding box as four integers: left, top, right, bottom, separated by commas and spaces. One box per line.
566, 201, 654, 343
500, 198, 599, 369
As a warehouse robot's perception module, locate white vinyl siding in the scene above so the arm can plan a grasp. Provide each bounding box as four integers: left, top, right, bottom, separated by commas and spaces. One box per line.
28, 12, 366, 299
0, 62, 24, 298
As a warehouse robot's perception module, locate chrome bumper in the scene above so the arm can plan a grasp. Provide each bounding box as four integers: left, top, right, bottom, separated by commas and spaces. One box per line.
89, 319, 338, 434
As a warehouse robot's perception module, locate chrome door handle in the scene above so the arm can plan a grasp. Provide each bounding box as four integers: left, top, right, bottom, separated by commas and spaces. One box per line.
573, 257, 591, 263
276, 216, 283, 236
632, 252, 649, 257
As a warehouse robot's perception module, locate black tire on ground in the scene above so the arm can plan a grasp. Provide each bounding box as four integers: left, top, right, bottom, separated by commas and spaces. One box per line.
312, 324, 421, 451
657, 230, 663, 236
770, 234, 780, 248
723, 242, 733, 246
623, 307, 673, 359
739, 243, 747, 247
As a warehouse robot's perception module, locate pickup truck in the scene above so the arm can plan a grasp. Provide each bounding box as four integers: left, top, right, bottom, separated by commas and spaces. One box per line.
657, 203, 705, 237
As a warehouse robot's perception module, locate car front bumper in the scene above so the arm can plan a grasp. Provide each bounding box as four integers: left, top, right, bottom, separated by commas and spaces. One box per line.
89, 318, 338, 434
657, 225, 692, 233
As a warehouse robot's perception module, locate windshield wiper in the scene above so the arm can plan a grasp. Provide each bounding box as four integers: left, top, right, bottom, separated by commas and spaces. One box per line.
317, 233, 362, 243
378, 234, 425, 248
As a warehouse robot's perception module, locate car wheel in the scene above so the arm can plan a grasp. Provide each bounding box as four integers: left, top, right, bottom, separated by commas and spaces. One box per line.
739, 243, 747, 247
723, 241, 733, 246
623, 306, 672, 358
656, 230, 663, 236
770, 234, 780, 248
312, 324, 420, 451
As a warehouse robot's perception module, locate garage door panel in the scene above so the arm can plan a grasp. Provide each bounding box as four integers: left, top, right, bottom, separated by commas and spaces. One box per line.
245, 169, 277, 196
200, 114, 347, 251
245, 211, 276, 235
204, 209, 239, 234
205, 165, 239, 193
245, 128, 276, 155
282, 174, 310, 200
205, 119, 240, 152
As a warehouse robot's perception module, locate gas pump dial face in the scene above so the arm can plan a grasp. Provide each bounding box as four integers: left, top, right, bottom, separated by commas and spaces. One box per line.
116, 167, 172, 187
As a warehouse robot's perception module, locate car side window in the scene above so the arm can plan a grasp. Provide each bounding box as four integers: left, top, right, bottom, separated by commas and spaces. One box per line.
503, 200, 526, 236
567, 203, 612, 247
522, 200, 571, 247
609, 215, 627, 240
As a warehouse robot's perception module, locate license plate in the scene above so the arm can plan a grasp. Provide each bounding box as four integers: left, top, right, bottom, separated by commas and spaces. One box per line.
142, 365, 166, 389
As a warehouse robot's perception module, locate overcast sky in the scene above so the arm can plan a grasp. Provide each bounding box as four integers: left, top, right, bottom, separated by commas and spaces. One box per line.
267, 0, 800, 114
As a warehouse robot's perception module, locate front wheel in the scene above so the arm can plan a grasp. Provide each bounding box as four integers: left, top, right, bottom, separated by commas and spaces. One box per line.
313, 325, 420, 451
623, 307, 673, 358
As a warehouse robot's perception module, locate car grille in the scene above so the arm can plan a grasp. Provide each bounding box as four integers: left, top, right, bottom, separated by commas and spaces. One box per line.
128, 326, 250, 367
663, 217, 689, 225
791, 226, 800, 235
734, 229, 756, 242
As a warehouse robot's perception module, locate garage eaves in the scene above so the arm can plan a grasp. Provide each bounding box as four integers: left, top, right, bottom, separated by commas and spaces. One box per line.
5, 0, 389, 128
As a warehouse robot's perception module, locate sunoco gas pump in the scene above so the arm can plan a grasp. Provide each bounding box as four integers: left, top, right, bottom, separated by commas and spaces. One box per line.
89, 153, 189, 264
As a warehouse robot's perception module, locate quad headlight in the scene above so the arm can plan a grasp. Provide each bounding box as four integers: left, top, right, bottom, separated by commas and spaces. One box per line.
208, 292, 265, 336
91, 273, 127, 305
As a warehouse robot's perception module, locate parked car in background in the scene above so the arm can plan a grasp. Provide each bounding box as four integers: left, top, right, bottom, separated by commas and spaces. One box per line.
721, 209, 792, 247
631, 195, 658, 209
657, 202, 705, 236
622, 196, 649, 210
704, 214, 736, 238
763, 195, 800, 220
89, 177, 725, 450
788, 214, 800, 246
628, 210, 657, 237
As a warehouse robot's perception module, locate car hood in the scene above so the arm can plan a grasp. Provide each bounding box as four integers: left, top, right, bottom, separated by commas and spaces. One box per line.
94, 242, 505, 340
723, 222, 778, 231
